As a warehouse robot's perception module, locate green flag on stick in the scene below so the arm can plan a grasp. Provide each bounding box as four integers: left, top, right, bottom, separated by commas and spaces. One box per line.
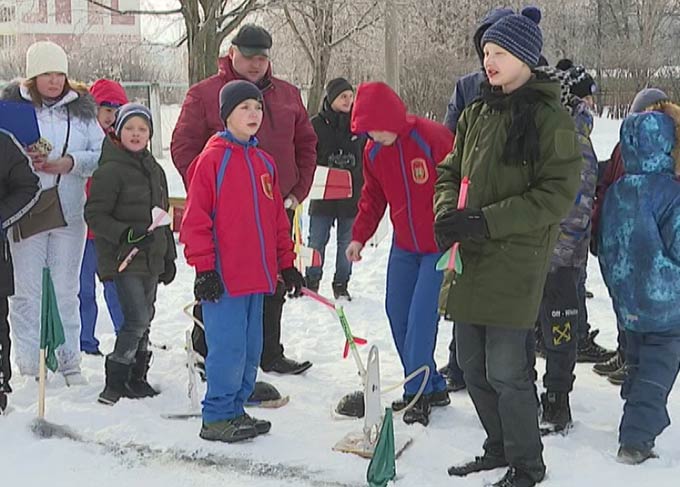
40, 267, 65, 372
367, 408, 396, 487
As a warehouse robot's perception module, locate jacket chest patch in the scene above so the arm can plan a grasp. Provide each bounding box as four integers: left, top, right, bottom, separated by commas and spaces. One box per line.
261, 173, 274, 200
411, 158, 429, 184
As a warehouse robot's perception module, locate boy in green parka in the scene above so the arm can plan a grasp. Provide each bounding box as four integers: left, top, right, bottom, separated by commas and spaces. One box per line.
434, 8, 582, 487
85, 103, 177, 405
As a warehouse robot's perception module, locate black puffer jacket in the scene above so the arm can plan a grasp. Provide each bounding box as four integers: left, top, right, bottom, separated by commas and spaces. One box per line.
85, 137, 176, 281
308, 99, 366, 218
0, 131, 40, 296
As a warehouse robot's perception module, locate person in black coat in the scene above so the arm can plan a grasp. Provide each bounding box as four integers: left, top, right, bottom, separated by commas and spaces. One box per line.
0, 130, 40, 412
306, 78, 366, 300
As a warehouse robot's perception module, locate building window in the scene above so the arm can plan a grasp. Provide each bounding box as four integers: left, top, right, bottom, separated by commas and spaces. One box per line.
22, 0, 47, 24
0, 5, 15, 23
55, 0, 72, 25
111, 0, 135, 26
0, 34, 16, 48
88, 0, 104, 25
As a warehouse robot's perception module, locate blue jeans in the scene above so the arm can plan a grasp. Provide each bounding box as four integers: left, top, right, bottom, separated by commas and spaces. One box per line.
386, 245, 446, 396
305, 215, 353, 284
619, 328, 680, 451
79, 239, 124, 353
202, 290, 264, 423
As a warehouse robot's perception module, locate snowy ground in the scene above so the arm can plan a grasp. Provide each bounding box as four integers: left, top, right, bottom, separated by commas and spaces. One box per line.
3, 116, 680, 486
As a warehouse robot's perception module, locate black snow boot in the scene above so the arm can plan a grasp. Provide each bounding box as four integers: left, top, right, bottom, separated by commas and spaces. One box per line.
261, 355, 312, 375
428, 389, 451, 407
391, 394, 412, 412
448, 455, 508, 477
491, 467, 543, 487
0, 390, 6, 414
98, 358, 139, 405
540, 391, 572, 435
129, 351, 159, 398
593, 351, 624, 377
403, 396, 431, 426
617, 445, 658, 465
332, 282, 352, 301
576, 330, 616, 363
305, 276, 320, 293
607, 364, 629, 386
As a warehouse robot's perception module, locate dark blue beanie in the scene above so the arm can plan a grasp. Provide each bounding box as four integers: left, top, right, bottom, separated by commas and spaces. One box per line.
219, 80, 263, 122
481, 7, 543, 67
114, 103, 153, 139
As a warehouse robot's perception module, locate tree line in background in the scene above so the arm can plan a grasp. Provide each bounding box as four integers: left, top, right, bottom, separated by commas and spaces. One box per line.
4, 0, 680, 119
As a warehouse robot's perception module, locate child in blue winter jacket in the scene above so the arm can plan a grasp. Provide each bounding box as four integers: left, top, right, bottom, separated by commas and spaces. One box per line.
599, 106, 680, 465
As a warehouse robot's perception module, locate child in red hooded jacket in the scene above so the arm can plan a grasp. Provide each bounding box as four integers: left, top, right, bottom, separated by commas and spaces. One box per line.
79, 79, 128, 355
346, 81, 454, 427
180, 80, 304, 443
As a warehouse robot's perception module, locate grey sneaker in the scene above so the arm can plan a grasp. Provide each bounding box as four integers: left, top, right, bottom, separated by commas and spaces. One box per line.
199, 417, 258, 443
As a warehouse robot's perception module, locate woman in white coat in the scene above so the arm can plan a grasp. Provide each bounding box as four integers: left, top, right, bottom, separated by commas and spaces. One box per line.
1, 41, 104, 384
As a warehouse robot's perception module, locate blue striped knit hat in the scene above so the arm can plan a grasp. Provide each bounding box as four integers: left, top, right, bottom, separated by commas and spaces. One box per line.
481, 7, 543, 67
114, 102, 153, 138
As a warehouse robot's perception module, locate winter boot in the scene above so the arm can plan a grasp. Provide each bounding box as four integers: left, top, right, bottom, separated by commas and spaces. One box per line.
491, 467, 542, 487
576, 329, 616, 363
593, 351, 624, 377
540, 391, 572, 435
261, 355, 312, 375
332, 282, 352, 301
98, 358, 139, 405
129, 351, 159, 398
617, 445, 658, 465
448, 455, 509, 477
428, 389, 451, 407
199, 416, 258, 443
0, 390, 6, 414
305, 276, 320, 293
440, 365, 466, 392
403, 396, 431, 426
607, 365, 629, 386
236, 413, 271, 435
391, 394, 412, 412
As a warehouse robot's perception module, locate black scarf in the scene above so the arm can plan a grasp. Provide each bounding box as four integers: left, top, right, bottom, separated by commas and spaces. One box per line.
481, 76, 553, 166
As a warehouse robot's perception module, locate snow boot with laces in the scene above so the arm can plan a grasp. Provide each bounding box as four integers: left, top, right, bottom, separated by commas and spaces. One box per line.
540, 391, 572, 435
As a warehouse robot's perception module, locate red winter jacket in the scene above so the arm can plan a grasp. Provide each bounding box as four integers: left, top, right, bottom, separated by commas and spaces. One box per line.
170, 57, 317, 202
179, 131, 295, 297
591, 142, 625, 241
350, 82, 454, 254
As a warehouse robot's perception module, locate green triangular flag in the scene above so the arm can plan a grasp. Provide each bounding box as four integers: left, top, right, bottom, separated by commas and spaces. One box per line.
367, 408, 396, 487
40, 268, 65, 372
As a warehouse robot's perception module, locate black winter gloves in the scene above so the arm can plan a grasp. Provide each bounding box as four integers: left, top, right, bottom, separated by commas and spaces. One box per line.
159, 260, 176, 285
194, 270, 224, 302
121, 225, 155, 250
434, 208, 490, 252
281, 267, 304, 298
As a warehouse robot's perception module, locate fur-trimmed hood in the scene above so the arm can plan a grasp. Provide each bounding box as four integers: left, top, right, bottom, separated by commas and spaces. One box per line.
0, 79, 97, 121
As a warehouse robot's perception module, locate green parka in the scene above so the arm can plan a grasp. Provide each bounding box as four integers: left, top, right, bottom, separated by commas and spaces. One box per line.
85, 137, 176, 281
435, 77, 582, 329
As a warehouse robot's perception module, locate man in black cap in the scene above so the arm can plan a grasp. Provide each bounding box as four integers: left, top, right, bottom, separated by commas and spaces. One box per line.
172, 24, 317, 375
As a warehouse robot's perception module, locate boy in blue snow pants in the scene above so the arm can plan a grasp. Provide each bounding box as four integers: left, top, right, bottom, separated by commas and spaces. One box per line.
180, 80, 304, 443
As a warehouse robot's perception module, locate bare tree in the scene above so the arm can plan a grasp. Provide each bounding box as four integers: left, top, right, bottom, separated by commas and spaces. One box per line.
87, 0, 261, 84
280, 0, 381, 113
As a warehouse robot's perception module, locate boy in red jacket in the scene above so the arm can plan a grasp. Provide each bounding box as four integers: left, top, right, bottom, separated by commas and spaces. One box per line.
346, 82, 454, 426
180, 80, 304, 443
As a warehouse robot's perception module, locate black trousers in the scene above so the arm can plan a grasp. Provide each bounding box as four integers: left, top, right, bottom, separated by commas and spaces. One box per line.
457, 322, 546, 482
537, 267, 580, 393
192, 209, 295, 368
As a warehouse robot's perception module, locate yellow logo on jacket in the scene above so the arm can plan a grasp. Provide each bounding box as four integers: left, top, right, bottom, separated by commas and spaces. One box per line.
261, 174, 274, 200
411, 158, 429, 184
